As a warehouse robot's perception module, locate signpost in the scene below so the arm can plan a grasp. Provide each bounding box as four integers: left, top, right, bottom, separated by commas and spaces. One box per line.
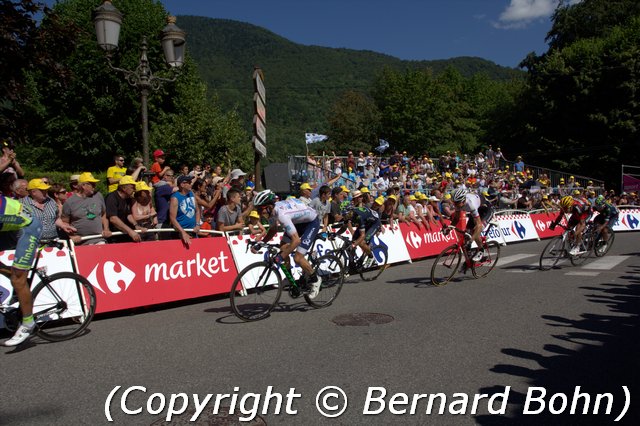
253, 68, 266, 190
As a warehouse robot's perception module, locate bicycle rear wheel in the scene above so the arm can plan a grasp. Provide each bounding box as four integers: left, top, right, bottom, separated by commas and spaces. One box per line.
32, 272, 96, 342
305, 253, 345, 308
230, 261, 282, 321
430, 244, 461, 286
539, 236, 566, 271
570, 234, 592, 266
472, 241, 501, 279
594, 231, 615, 257
359, 244, 389, 282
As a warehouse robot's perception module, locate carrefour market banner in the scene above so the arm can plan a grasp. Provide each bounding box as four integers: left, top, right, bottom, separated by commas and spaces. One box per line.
612, 209, 640, 232
74, 238, 237, 314
529, 212, 566, 239
489, 214, 540, 243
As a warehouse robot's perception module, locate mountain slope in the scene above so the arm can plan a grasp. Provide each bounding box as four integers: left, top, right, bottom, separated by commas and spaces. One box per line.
178, 16, 523, 159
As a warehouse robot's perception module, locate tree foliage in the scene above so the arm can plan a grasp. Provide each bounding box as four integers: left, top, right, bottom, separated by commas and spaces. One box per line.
6, 0, 248, 172
327, 91, 381, 153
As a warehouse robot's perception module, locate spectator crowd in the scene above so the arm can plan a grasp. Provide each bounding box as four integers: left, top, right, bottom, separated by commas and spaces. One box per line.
0, 138, 637, 249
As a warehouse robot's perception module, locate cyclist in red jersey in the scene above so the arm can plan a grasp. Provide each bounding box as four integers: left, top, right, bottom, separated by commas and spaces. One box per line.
550, 195, 590, 255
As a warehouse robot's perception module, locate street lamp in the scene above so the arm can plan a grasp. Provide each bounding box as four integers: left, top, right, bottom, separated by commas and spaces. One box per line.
93, 0, 186, 166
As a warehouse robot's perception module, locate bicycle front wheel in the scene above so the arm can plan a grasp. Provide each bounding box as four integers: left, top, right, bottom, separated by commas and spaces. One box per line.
570, 235, 592, 266
359, 244, 389, 282
431, 244, 461, 286
230, 262, 283, 321
594, 231, 615, 257
305, 253, 345, 308
32, 272, 96, 342
539, 236, 565, 271
471, 241, 501, 278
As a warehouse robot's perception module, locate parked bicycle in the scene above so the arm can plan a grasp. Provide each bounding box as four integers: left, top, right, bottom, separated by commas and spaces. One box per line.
0, 240, 96, 342
323, 232, 389, 281
430, 224, 501, 286
230, 240, 344, 321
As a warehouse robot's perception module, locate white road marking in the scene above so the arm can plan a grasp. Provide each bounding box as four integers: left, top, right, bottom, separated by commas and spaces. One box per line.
581, 256, 630, 270
498, 254, 537, 267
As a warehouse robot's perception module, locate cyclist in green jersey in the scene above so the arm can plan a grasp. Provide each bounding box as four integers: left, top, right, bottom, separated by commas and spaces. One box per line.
1, 194, 43, 346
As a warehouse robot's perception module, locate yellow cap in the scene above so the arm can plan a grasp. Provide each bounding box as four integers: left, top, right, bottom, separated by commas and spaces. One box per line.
388, 194, 397, 201
409, 195, 417, 201
27, 178, 51, 191
78, 172, 99, 183
374, 196, 385, 205
444, 193, 452, 200
300, 182, 312, 191
360, 187, 370, 193
135, 181, 151, 192
118, 176, 137, 186
340, 185, 350, 193
249, 210, 260, 219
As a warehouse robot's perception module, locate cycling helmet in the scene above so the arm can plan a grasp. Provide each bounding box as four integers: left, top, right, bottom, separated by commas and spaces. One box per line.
451, 188, 467, 203
253, 189, 276, 206
560, 195, 574, 211
595, 195, 606, 206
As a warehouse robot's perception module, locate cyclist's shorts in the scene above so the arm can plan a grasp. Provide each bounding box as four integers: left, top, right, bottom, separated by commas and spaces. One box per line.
280, 217, 320, 255
353, 217, 381, 244
12, 215, 42, 271
594, 213, 618, 230
465, 205, 493, 233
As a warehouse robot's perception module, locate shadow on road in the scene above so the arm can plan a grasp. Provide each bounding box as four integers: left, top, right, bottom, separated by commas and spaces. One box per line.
476, 264, 640, 425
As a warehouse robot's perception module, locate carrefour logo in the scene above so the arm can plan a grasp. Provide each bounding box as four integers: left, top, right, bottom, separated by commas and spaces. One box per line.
87, 261, 136, 294
621, 214, 639, 230
405, 231, 422, 249
511, 220, 527, 239
536, 220, 546, 232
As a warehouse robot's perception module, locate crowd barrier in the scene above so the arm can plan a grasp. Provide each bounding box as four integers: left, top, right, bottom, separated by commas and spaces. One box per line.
1, 208, 638, 323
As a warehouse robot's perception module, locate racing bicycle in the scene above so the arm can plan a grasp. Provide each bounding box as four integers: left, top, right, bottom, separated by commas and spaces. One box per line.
430, 224, 501, 286
0, 240, 96, 342
539, 223, 596, 269
229, 241, 345, 321
323, 232, 389, 281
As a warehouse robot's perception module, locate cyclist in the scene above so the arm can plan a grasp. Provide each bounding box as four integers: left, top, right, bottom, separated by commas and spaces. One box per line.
549, 195, 590, 255
252, 189, 323, 299
0, 194, 43, 346
592, 194, 619, 252
443, 188, 493, 262
335, 201, 381, 265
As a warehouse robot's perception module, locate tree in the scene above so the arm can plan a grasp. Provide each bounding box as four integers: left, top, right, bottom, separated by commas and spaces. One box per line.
327, 90, 381, 153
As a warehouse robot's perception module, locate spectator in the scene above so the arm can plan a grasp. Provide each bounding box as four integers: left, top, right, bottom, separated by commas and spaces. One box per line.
68, 174, 81, 197
127, 157, 147, 182
0, 138, 24, 178
329, 186, 349, 224
47, 183, 68, 217
61, 172, 111, 245
105, 175, 143, 243
150, 149, 170, 185
310, 185, 331, 231
106, 154, 127, 192
153, 169, 176, 239
22, 179, 75, 240
298, 182, 312, 206
170, 175, 200, 245
248, 210, 266, 238
132, 181, 157, 241
514, 156, 525, 173
12, 179, 28, 199
217, 188, 245, 232
223, 168, 246, 198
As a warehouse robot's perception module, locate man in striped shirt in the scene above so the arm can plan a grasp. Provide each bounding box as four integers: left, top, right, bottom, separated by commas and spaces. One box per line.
21, 179, 76, 240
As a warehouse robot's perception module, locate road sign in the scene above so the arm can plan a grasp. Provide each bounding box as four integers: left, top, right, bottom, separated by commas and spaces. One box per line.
253, 136, 267, 157
254, 93, 266, 123
254, 115, 266, 144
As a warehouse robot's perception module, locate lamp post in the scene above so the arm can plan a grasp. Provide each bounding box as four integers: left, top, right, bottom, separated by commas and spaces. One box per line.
93, 0, 186, 166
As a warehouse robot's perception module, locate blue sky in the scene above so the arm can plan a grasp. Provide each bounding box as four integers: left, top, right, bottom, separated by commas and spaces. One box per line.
152, 0, 569, 68
47, 0, 573, 67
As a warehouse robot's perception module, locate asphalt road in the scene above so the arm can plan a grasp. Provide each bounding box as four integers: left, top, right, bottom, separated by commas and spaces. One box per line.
1, 233, 639, 425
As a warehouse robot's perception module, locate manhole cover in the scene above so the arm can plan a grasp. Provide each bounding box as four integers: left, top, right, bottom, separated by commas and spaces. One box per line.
151, 407, 266, 425
331, 313, 394, 326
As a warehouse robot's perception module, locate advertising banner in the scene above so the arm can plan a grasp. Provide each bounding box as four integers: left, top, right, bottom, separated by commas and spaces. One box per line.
74, 238, 237, 314
613, 209, 640, 232
529, 212, 566, 239
492, 214, 540, 243
399, 221, 458, 260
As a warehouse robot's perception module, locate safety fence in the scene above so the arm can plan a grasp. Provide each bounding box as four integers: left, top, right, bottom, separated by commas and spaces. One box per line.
1, 208, 638, 325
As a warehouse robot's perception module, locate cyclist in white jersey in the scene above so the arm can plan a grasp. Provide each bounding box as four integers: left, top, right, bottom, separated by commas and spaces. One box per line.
252, 190, 323, 298
442, 188, 493, 262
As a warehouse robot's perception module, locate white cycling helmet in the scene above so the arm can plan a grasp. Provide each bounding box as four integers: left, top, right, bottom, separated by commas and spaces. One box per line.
253, 189, 276, 206
451, 188, 467, 203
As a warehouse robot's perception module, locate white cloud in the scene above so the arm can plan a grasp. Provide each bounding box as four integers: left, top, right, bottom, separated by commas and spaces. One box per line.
493, 0, 583, 29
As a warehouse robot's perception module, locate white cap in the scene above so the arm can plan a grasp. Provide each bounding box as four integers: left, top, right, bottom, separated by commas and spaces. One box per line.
230, 169, 246, 180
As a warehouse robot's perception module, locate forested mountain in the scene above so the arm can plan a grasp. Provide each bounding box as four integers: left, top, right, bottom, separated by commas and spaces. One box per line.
178, 16, 522, 160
